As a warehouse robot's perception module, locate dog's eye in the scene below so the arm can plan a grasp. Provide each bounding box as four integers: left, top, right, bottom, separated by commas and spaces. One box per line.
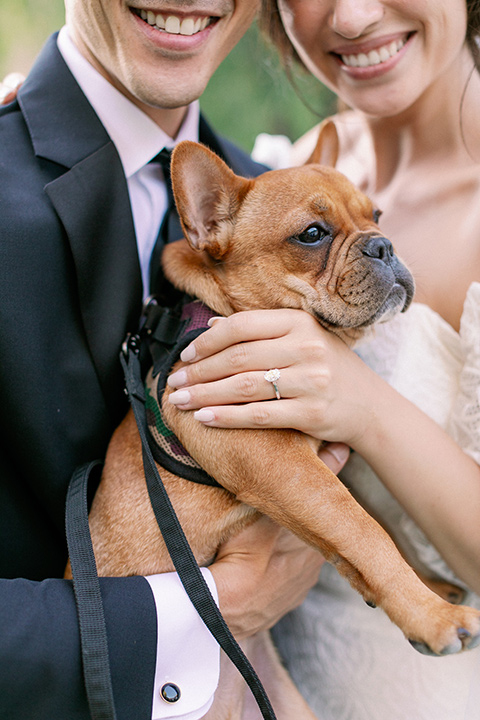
295, 224, 330, 246
373, 209, 382, 224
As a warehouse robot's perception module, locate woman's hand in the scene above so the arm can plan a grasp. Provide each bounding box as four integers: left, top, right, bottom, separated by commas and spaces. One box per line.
209, 442, 350, 639
168, 308, 377, 448
0, 73, 24, 104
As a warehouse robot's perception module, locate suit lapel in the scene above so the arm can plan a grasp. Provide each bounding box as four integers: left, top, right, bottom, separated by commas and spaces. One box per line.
18, 35, 142, 411
44, 148, 142, 396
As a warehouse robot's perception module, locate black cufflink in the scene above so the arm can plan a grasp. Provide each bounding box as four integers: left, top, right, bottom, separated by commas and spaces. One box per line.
161, 682, 181, 703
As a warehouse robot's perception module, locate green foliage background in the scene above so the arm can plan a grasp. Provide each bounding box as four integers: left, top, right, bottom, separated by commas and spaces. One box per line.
0, 0, 335, 151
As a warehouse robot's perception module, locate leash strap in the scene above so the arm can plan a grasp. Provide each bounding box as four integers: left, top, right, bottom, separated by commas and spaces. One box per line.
121, 335, 278, 720
65, 460, 117, 720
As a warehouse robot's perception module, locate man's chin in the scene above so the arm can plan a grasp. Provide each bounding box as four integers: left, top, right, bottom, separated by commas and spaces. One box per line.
124, 77, 206, 131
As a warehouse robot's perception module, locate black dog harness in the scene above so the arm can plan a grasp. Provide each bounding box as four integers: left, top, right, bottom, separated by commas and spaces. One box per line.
143, 298, 222, 488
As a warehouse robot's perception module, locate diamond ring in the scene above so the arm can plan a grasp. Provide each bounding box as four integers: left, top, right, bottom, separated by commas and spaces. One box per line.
264, 369, 281, 400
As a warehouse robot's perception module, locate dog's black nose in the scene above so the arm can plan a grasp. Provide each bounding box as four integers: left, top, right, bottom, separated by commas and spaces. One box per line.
363, 236, 394, 263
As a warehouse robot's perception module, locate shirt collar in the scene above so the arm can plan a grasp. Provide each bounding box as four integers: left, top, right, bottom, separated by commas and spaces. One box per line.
57, 26, 200, 178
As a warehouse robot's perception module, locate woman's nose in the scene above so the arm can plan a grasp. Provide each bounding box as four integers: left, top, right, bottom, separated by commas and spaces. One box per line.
330, 0, 384, 39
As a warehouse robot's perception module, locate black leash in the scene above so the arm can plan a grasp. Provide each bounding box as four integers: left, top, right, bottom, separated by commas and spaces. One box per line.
120, 333, 277, 720
65, 460, 117, 720
65, 333, 277, 720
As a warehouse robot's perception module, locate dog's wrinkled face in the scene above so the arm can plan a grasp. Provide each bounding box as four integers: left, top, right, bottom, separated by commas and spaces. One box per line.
219, 164, 414, 337
165, 136, 414, 343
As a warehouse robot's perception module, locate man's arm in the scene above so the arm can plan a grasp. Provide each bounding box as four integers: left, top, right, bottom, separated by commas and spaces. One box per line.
0, 576, 156, 720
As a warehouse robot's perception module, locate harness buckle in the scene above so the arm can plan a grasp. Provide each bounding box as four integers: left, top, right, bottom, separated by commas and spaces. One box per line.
121, 332, 141, 358
142, 294, 159, 318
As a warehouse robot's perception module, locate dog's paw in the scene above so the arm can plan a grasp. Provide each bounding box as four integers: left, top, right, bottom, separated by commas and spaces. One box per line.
408, 606, 480, 656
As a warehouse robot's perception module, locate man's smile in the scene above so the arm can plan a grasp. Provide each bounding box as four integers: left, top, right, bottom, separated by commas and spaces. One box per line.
132, 7, 218, 36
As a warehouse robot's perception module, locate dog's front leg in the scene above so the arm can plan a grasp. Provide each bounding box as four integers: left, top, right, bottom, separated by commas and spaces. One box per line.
165, 403, 407, 602
163, 397, 480, 655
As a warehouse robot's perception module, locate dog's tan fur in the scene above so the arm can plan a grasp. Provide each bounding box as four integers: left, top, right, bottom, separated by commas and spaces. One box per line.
75, 124, 480, 719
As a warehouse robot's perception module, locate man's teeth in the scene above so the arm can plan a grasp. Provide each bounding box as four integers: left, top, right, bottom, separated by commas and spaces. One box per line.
341, 38, 406, 68
139, 8, 210, 35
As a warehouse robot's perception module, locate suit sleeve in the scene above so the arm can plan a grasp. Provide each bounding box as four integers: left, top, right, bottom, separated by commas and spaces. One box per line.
0, 576, 157, 720
0, 573, 222, 720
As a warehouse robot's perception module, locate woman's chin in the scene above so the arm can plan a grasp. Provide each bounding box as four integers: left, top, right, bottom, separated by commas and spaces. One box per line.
336, 85, 417, 120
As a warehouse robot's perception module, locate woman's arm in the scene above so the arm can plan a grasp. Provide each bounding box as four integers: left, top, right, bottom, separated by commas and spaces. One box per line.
167, 308, 480, 594
352, 377, 480, 596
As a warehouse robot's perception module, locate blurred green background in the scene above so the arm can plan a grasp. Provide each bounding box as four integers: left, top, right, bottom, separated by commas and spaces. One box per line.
0, 0, 335, 152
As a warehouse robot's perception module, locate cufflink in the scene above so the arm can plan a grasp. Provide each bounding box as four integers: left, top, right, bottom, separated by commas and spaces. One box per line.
161, 683, 181, 703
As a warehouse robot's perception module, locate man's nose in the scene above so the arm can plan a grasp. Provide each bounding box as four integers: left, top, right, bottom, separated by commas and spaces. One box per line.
330, 0, 384, 39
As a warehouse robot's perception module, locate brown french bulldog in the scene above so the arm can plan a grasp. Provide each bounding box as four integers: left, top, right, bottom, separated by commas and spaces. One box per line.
78, 122, 480, 719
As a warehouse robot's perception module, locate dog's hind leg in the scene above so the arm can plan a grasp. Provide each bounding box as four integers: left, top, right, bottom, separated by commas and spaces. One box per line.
240, 632, 319, 720
202, 633, 318, 720
202, 648, 249, 720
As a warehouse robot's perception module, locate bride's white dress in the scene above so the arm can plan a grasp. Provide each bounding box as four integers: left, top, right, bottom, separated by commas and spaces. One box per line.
271, 285, 480, 719
253, 129, 480, 719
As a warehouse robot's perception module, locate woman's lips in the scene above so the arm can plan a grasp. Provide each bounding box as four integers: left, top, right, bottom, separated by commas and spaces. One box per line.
332, 32, 413, 69
330, 32, 414, 78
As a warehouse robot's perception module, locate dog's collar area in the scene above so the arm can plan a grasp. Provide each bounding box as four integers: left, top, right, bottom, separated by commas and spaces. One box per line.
143, 297, 223, 488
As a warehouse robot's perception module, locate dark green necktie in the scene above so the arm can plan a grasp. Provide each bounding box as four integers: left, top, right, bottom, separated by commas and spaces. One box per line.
148, 147, 183, 295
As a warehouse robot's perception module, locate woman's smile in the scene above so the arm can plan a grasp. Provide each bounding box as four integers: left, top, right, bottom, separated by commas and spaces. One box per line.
331, 30, 415, 79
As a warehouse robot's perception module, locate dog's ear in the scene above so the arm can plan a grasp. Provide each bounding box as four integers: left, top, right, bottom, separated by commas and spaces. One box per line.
306, 118, 339, 168
171, 141, 251, 259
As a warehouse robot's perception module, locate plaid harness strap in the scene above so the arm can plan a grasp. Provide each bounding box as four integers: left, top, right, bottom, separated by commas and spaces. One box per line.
143, 299, 223, 488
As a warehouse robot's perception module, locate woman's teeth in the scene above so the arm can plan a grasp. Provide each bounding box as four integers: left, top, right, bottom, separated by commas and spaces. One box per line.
341, 37, 407, 68
138, 8, 211, 35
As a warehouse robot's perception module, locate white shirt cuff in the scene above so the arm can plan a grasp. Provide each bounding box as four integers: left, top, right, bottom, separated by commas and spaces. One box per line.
145, 569, 220, 719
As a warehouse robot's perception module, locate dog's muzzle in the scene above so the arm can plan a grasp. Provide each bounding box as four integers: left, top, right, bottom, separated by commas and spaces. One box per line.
361, 235, 415, 322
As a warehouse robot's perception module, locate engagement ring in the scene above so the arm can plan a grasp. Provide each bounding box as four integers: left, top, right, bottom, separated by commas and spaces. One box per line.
264, 368, 281, 400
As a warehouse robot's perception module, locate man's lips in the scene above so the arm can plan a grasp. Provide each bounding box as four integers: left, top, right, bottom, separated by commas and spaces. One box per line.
131, 7, 217, 36
332, 32, 414, 69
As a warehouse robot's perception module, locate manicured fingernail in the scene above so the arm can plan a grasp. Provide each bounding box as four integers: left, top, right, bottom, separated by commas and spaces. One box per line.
168, 390, 191, 405
167, 369, 188, 388
194, 409, 216, 422
207, 316, 225, 327
180, 344, 196, 362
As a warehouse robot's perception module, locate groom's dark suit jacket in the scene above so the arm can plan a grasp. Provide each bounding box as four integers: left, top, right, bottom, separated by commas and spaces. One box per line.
0, 33, 266, 719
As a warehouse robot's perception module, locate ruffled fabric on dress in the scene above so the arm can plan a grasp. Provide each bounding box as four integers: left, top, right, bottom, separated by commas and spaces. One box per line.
449, 282, 480, 466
